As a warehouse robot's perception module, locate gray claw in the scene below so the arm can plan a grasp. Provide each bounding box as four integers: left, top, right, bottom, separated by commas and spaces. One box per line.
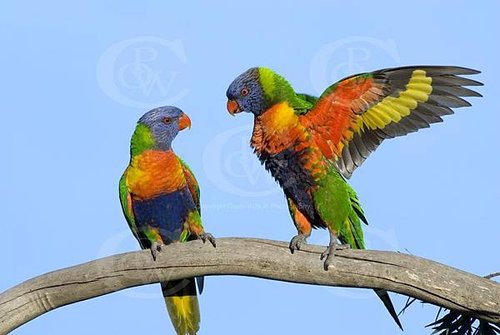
289, 234, 308, 254
321, 246, 337, 271
320, 246, 349, 270
321, 234, 351, 270
150, 241, 165, 261
320, 247, 330, 261
199, 232, 216, 248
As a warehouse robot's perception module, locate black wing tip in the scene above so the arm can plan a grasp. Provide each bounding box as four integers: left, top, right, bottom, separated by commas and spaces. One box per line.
381, 65, 482, 76
406, 65, 481, 75
454, 77, 484, 87
418, 66, 484, 88
448, 66, 481, 75
474, 91, 484, 97
433, 66, 481, 75
473, 80, 484, 87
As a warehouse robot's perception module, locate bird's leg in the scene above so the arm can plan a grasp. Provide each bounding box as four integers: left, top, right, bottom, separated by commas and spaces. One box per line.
320, 231, 350, 270
198, 232, 217, 248
289, 233, 309, 254
189, 219, 216, 248
287, 199, 312, 254
150, 241, 165, 261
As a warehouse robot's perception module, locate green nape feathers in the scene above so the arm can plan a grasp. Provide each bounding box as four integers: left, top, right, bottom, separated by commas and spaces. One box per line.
258, 67, 313, 111
130, 123, 155, 156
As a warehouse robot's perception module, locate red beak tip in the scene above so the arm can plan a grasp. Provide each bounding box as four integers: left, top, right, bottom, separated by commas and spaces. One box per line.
178, 113, 192, 130
227, 100, 240, 115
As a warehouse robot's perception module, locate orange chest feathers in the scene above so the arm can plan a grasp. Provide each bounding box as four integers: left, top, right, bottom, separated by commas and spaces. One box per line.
251, 102, 328, 179
251, 102, 309, 155
125, 150, 186, 200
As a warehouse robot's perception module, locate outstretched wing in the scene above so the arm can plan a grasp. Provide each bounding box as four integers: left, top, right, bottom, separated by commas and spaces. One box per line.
302, 66, 482, 178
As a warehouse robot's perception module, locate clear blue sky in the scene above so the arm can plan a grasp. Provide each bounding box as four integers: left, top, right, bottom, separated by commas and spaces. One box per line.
1, 1, 498, 334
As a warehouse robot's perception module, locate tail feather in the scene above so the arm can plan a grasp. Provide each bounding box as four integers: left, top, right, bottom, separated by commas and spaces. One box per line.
374, 288, 403, 330
342, 186, 367, 249
341, 181, 403, 329
162, 279, 200, 335
347, 189, 403, 329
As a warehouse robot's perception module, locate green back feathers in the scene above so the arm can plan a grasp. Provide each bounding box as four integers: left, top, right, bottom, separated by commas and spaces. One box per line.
130, 123, 155, 156
345, 186, 366, 249
179, 158, 201, 213
313, 170, 352, 231
312, 169, 366, 249
257, 67, 313, 112
118, 174, 142, 244
296, 93, 319, 105
118, 175, 133, 224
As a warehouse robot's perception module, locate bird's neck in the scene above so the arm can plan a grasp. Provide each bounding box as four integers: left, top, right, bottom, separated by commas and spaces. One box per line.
130, 124, 171, 156
260, 72, 311, 112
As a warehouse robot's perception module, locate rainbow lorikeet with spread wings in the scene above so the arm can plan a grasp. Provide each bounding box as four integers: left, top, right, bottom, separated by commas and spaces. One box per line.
119, 106, 216, 335
226, 66, 482, 329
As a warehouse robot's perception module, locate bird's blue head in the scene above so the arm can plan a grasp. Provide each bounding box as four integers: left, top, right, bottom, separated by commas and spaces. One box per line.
133, 106, 191, 152
225, 67, 268, 116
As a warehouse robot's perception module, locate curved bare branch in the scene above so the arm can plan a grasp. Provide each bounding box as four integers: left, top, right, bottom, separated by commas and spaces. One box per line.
0, 238, 498, 333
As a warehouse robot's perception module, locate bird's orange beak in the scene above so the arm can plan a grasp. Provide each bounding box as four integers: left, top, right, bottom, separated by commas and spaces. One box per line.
178, 113, 191, 131
227, 100, 241, 116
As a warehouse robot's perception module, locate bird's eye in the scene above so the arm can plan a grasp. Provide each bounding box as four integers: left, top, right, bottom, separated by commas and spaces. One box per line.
162, 117, 173, 124
241, 87, 249, 96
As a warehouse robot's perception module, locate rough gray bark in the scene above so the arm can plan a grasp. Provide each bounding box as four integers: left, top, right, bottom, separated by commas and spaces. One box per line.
0, 238, 498, 333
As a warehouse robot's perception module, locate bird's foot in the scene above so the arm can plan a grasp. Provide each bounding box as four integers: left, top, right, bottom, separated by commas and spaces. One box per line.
198, 232, 216, 248
150, 241, 165, 261
320, 243, 350, 271
289, 234, 308, 254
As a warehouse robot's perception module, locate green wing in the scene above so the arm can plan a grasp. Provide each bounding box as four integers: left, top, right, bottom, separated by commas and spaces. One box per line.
119, 173, 143, 246
177, 160, 206, 294
179, 159, 201, 214
293, 93, 318, 114
296, 93, 319, 105
312, 169, 366, 249
345, 185, 367, 249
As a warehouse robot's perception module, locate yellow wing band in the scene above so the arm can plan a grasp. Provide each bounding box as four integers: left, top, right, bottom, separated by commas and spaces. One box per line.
360, 70, 432, 131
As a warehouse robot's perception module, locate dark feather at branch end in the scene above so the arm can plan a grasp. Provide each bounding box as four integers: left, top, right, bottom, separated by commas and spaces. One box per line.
427, 309, 500, 335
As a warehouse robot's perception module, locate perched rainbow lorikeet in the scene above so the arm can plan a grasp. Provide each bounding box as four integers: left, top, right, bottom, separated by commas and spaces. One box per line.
119, 106, 215, 335
226, 66, 482, 329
